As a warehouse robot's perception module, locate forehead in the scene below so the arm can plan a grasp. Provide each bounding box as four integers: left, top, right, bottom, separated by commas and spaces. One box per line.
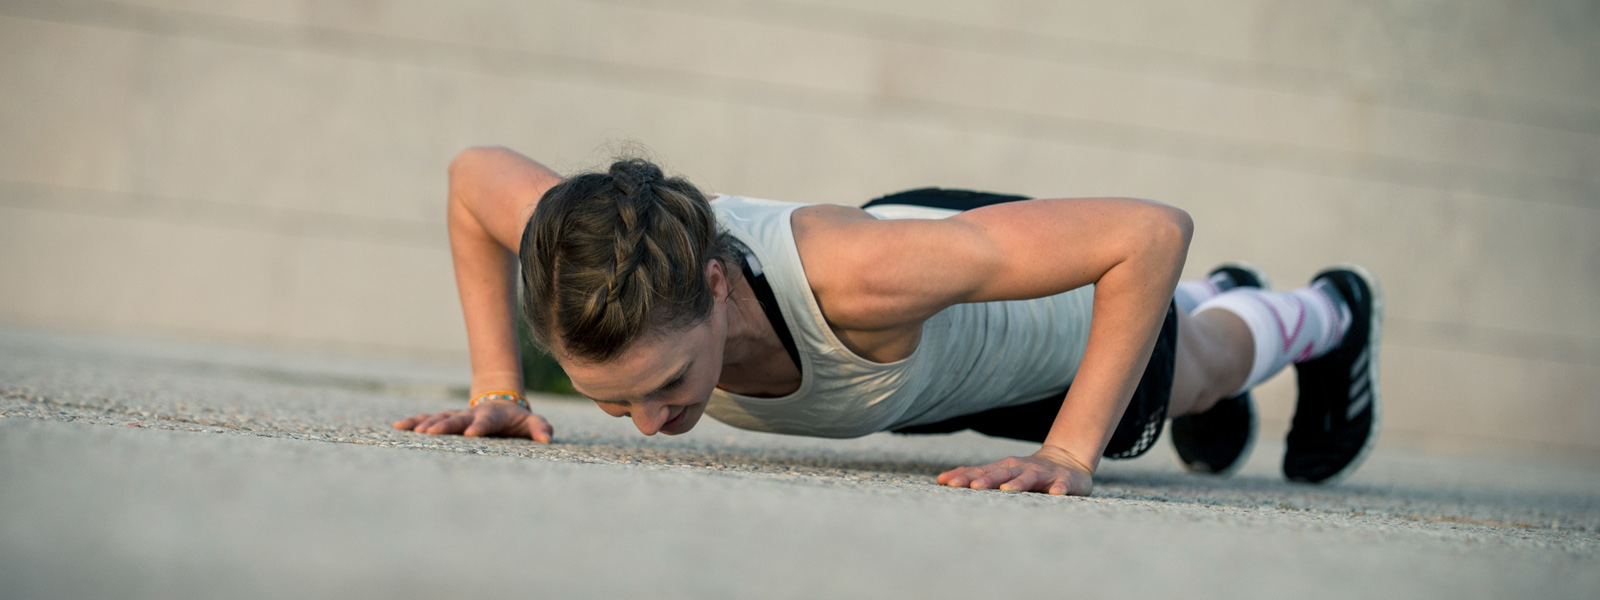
560, 323, 709, 399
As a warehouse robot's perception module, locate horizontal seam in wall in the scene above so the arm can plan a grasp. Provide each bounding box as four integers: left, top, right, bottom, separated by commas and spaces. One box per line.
3, 180, 1595, 365
2, 0, 1595, 210
0, 179, 444, 249
1387, 316, 1600, 367
591, 0, 1600, 135
1376, 426, 1600, 458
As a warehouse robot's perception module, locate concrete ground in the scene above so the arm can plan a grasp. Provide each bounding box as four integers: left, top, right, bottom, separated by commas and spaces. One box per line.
1, 326, 1596, 600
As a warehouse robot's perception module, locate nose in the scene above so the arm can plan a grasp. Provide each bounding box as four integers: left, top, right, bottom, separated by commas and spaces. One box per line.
630, 402, 671, 436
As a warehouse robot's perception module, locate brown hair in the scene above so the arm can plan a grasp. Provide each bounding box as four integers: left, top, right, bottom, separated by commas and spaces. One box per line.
519, 158, 737, 362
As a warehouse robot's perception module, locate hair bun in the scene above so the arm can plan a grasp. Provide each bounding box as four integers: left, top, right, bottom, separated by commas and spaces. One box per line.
609, 158, 663, 196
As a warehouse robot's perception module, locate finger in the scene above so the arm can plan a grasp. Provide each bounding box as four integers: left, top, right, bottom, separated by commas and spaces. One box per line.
463, 410, 501, 437
401, 412, 448, 431
1048, 479, 1069, 495
936, 467, 963, 486
998, 470, 1041, 492
969, 464, 1017, 490
527, 415, 554, 443
393, 413, 432, 430
412, 416, 445, 433
417, 410, 467, 433
422, 413, 473, 435
938, 466, 980, 488
412, 413, 447, 432
441, 413, 477, 434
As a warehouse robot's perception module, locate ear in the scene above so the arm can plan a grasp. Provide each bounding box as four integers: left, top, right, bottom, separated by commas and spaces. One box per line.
706, 259, 728, 303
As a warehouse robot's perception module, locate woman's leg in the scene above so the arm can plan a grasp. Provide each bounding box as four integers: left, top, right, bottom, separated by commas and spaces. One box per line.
1166, 266, 1378, 482
1168, 308, 1254, 418
1168, 279, 1353, 417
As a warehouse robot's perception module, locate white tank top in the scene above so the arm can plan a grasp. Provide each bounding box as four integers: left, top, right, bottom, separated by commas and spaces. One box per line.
705, 195, 1095, 438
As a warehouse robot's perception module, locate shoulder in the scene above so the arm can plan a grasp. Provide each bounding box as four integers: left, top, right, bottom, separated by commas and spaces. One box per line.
790, 203, 875, 232
787, 204, 930, 360
788, 203, 871, 292
790, 203, 992, 327
789, 204, 884, 281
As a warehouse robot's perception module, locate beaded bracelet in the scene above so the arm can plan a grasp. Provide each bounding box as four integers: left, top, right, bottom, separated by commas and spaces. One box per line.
470, 390, 529, 409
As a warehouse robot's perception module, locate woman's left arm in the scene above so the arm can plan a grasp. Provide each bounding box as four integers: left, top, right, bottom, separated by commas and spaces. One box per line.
800, 197, 1193, 495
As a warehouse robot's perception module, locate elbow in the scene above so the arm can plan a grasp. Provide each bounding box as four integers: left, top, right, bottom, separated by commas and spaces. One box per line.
1167, 205, 1194, 249
1143, 203, 1193, 264
446, 146, 525, 221
448, 146, 510, 187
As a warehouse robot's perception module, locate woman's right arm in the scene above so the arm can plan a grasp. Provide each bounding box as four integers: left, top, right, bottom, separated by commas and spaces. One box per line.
393, 147, 564, 441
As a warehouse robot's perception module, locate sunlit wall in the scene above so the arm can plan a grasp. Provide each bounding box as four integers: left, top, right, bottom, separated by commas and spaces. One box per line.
2, 0, 1596, 458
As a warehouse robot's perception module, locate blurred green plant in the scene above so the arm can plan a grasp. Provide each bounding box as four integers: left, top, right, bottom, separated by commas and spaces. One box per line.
515, 303, 575, 396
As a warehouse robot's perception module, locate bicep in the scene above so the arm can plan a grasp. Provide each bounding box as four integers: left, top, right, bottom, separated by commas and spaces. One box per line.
805, 197, 1189, 329
949, 197, 1190, 299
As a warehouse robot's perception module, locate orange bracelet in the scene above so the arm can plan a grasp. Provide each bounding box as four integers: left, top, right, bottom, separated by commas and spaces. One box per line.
470, 390, 529, 409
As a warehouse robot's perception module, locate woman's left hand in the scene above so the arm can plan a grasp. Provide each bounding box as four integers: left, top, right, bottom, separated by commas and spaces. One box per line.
936, 445, 1095, 496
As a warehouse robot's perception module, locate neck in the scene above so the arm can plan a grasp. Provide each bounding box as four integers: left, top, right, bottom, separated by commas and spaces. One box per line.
719, 274, 770, 370
714, 273, 800, 397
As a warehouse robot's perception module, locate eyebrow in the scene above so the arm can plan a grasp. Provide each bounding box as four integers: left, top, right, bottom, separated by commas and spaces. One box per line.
583, 361, 693, 404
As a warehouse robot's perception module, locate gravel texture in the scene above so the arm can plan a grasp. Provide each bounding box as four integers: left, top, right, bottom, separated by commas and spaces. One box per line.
1, 327, 1596, 599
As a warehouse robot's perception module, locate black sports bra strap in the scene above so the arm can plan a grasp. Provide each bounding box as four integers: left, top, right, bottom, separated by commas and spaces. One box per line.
735, 243, 802, 372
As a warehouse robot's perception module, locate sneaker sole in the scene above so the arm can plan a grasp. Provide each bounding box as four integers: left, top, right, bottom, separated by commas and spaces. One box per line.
1304, 262, 1383, 485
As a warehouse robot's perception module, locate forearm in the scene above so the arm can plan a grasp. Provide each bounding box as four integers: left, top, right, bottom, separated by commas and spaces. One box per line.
1040, 211, 1191, 470
443, 147, 566, 398
449, 189, 524, 396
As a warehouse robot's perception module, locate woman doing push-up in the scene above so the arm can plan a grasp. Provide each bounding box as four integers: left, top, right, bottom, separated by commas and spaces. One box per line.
395, 146, 1382, 496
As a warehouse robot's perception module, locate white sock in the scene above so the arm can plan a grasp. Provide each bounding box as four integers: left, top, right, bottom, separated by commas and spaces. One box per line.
1195, 281, 1352, 396
1173, 273, 1235, 313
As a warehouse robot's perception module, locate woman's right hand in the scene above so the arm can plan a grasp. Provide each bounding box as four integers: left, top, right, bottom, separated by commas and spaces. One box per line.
393, 401, 554, 443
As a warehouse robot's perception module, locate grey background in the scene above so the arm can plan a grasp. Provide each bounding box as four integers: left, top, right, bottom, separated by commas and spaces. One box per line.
1, 0, 1597, 459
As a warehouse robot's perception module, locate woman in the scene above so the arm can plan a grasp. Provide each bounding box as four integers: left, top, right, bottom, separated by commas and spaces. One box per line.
395, 147, 1382, 496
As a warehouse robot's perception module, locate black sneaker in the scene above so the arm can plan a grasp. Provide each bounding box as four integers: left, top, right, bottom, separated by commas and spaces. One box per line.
1207, 261, 1273, 294
1284, 264, 1382, 484
1170, 262, 1269, 476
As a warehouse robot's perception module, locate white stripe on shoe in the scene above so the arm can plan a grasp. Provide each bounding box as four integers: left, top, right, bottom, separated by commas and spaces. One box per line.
1347, 389, 1373, 421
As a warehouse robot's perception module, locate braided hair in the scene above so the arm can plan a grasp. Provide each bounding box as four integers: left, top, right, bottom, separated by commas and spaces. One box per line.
519, 158, 738, 362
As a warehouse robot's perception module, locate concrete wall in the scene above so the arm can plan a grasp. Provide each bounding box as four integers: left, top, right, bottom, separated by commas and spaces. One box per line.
2, 0, 1596, 458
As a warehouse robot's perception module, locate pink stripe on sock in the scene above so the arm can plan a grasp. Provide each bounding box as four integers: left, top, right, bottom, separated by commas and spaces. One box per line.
1246, 294, 1297, 353
1310, 285, 1345, 349
1287, 298, 1306, 351
1294, 341, 1317, 362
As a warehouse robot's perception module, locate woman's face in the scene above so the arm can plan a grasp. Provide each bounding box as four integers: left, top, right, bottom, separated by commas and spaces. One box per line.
557, 262, 729, 436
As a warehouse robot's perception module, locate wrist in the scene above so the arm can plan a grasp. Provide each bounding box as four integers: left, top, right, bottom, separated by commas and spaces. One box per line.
471, 371, 524, 395
1035, 443, 1097, 474
469, 390, 529, 410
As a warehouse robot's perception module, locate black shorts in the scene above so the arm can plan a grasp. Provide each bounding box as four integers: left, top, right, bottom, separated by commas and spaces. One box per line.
869, 188, 1175, 459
